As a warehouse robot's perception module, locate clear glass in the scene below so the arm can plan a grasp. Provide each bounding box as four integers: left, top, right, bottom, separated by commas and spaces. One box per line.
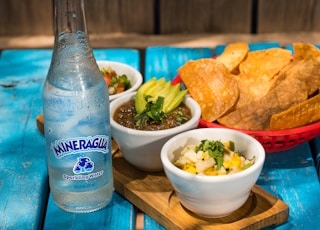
42, 0, 113, 213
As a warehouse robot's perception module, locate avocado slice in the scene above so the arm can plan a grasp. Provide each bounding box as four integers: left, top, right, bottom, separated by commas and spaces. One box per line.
162, 83, 179, 113
135, 77, 188, 114
135, 78, 157, 114
145, 78, 167, 101
165, 87, 188, 113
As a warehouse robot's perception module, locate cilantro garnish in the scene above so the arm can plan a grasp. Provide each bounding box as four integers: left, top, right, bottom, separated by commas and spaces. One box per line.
117, 74, 132, 89
174, 110, 188, 123
134, 95, 166, 126
229, 141, 235, 151
196, 140, 225, 169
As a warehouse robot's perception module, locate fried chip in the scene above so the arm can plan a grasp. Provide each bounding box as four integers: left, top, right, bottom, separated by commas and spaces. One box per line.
293, 42, 320, 62
178, 58, 239, 122
216, 42, 249, 73
234, 72, 279, 108
218, 60, 313, 130
270, 93, 320, 130
233, 48, 292, 108
302, 61, 320, 97
179, 42, 320, 130
293, 44, 320, 96
239, 48, 292, 80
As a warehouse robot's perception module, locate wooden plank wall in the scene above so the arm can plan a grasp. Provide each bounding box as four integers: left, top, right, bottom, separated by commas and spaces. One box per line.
257, 0, 320, 33
1, 0, 320, 37
0, 0, 53, 36
85, 0, 155, 34
158, 0, 252, 34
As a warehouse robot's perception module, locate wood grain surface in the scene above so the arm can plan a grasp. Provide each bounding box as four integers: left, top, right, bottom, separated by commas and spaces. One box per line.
112, 152, 289, 230
159, 0, 252, 34
36, 113, 289, 229
2, 32, 320, 51
257, 0, 320, 33
2, 0, 320, 37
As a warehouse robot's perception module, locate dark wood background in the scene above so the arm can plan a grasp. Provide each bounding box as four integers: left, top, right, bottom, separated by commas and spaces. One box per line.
1, 0, 320, 49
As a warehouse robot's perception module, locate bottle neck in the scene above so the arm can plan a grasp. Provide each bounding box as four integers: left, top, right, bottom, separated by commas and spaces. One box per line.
51, 0, 95, 62
48, 0, 102, 90
54, 0, 87, 36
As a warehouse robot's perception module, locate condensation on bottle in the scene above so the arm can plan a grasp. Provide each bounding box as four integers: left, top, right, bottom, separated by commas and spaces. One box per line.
42, 0, 114, 213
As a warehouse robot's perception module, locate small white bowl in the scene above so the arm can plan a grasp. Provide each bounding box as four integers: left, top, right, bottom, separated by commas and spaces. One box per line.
110, 92, 201, 171
97, 60, 143, 101
161, 128, 265, 218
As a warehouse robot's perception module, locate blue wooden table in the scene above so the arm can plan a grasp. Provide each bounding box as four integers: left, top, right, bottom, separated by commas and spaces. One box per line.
0, 43, 319, 230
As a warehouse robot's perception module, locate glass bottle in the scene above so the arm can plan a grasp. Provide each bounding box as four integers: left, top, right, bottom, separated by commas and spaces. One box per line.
42, 0, 113, 213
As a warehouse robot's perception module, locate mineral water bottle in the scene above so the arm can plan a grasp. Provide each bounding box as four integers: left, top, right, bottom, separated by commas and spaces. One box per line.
42, 0, 113, 213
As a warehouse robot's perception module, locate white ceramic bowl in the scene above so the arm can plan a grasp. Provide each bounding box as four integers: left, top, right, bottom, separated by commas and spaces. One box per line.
110, 92, 201, 171
161, 128, 265, 218
97, 60, 143, 101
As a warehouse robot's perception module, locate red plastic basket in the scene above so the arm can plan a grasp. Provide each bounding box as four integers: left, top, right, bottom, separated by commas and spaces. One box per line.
198, 120, 320, 152
173, 75, 320, 152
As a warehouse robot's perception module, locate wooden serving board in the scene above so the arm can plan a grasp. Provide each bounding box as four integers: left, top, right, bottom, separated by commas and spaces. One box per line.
36, 115, 289, 229
112, 151, 289, 230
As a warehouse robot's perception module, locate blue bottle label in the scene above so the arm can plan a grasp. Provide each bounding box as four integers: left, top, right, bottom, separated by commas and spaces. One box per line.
63, 156, 104, 181
63, 157, 103, 180
73, 157, 94, 174
50, 135, 110, 182
51, 135, 109, 159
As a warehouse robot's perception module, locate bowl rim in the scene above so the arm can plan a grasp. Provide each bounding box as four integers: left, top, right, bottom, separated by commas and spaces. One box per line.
160, 128, 265, 182
97, 60, 143, 100
110, 92, 201, 136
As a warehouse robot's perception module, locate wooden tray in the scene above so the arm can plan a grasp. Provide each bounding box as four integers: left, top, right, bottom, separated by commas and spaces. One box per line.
36, 115, 289, 229
113, 152, 289, 230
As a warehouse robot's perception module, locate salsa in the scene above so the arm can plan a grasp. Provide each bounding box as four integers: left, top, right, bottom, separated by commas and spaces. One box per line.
113, 100, 192, 131
174, 140, 255, 176
100, 66, 132, 95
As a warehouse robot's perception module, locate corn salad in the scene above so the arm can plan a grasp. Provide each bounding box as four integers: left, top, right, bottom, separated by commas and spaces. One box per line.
174, 140, 255, 176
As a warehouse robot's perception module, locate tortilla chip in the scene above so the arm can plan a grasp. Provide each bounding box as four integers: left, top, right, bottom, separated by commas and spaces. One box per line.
234, 72, 279, 108
270, 93, 320, 130
231, 48, 292, 108
216, 42, 249, 73
293, 48, 320, 96
218, 60, 312, 130
239, 48, 292, 81
178, 58, 239, 122
293, 42, 320, 62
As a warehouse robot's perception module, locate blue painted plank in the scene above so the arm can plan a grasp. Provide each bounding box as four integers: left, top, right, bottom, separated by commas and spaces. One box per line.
143, 45, 320, 230
214, 42, 281, 56
144, 46, 212, 82
0, 49, 53, 81
310, 137, 320, 178
44, 192, 136, 230
0, 49, 139, 230
284, 44, 320, 53
144, 215, 165, 230
93, 49, 140, 70
0, 49, 51, 229
258, 143, 320, 229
